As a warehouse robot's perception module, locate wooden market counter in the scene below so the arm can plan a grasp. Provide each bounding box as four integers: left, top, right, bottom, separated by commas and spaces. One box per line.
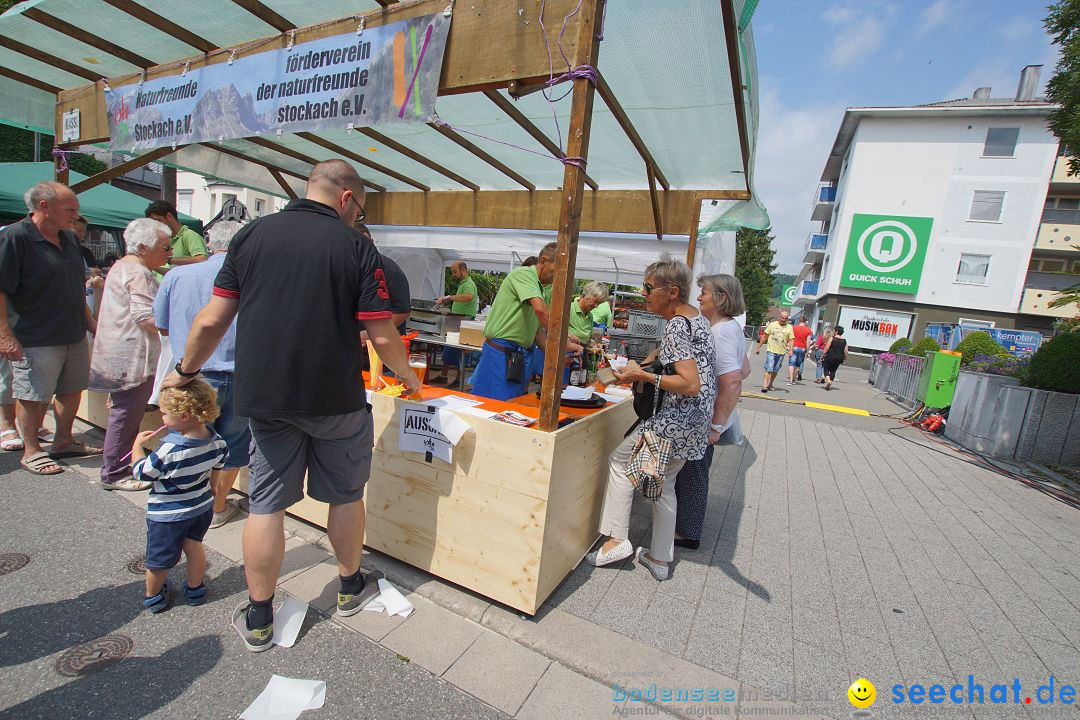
78, 377, 635, 615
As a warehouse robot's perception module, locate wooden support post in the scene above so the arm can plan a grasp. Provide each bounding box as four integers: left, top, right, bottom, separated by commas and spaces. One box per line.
69, 146, 177, 194
538, 0, 604, 432
268, 168, 298, 199
686, 193, 704, 268
647, 165, 663, 241
54, 152, 68, 185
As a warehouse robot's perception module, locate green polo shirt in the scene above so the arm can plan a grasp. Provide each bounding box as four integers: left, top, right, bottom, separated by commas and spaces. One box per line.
451, 276, 478, 318
172, 225, 208, 260
590, 301, 612, 328
568, 297, 595, 343
484, 266, 544, 348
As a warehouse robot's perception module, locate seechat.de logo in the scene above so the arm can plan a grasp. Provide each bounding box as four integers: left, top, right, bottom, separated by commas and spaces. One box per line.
848, 678, 876, 717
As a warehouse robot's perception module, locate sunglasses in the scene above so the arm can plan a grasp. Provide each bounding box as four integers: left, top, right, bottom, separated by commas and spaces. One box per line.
642, 282, 670, 295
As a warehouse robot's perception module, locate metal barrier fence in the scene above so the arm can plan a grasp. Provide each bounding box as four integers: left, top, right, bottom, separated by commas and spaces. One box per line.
884, 353, 926, 408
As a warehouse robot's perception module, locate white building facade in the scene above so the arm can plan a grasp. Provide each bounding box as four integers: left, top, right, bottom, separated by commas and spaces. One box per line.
175, 171, 287, 223
796, 68, 1080, 354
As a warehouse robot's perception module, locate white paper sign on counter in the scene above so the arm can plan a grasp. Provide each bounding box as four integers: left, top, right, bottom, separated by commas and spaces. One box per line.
399, 406, 470, 463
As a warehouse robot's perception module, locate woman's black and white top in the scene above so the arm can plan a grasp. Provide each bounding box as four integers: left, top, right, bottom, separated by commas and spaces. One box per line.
641, 313, 716, 460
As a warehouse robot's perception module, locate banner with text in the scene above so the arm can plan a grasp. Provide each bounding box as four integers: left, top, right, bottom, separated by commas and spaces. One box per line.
837, 305, 915, 352
106, 12, 450, 152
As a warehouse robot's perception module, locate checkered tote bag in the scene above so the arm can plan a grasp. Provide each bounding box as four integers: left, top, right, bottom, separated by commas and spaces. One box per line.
624, 429, 674, 501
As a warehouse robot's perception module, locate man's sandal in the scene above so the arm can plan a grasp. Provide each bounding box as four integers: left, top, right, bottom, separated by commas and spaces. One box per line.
1, 429, 22, 451
20, 451, 63, 475
48, 441, 103, 459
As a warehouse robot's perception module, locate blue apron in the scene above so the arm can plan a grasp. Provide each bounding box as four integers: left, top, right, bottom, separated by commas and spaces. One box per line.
469, 339, 532, 401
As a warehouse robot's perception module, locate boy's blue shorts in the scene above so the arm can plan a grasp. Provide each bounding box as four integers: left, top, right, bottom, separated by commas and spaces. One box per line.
146, 510, 213, 570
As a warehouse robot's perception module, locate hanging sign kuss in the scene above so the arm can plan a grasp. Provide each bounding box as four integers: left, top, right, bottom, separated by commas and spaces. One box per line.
106, 12, 451, 152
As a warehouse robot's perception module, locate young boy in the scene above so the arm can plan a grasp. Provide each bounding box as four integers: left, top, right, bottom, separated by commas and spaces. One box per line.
132, 380, 229, 613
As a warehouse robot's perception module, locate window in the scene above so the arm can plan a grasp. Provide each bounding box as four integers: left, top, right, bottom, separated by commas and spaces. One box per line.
959, 318, 995, 328
255, 199, 265, 216
983, 127, 1019, 157
969, 191, 1005, 222
1029, 258, 1040, 272
176, 189, 193, 216
222, 192, 237, 205
1056, 198, 1080, 211
1072, 260, 1080, 274
1040, 259, 1066, 273
956, 253, 991, 284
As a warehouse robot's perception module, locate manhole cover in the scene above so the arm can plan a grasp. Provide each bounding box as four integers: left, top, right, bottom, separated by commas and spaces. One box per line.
0, 553, 30, 576
55, 634, 134, 677
125, 556, 146, 574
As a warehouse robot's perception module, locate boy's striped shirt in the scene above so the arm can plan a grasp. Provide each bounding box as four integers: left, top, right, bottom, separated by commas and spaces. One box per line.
132, 430, 229, 522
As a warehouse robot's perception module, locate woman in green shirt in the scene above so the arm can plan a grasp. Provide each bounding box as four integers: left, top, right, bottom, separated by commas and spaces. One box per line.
569, 281, 610, 344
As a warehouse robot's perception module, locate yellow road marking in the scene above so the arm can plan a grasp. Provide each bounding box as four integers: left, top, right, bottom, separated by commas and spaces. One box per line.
804, 401, 871, 416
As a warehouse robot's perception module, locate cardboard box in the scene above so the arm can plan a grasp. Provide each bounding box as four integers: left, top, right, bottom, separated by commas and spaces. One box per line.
459, 320, 485, 347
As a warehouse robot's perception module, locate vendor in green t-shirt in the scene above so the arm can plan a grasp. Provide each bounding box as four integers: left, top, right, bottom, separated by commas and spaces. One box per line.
590, 298, 613, 330
146, 200, 208, 276
430, 261, 479, 386
569, 281, 610, 344
470, 243, 583, 401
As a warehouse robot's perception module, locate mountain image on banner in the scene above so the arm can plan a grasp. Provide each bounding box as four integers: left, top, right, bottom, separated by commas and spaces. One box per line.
190, 85, 270, 140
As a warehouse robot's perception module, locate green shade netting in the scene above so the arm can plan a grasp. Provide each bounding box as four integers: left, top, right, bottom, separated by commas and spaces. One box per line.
0, 162, 201, 230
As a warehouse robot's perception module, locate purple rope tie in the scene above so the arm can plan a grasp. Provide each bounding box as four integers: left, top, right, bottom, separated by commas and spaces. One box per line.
51, 147, 75, 172
431, 117, 587, 171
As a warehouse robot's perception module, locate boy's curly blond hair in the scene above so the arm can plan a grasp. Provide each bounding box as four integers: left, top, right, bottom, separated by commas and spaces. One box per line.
159, 380, 220, 424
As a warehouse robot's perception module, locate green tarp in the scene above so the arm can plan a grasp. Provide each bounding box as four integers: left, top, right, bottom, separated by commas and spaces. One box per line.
0, 162, 201, 231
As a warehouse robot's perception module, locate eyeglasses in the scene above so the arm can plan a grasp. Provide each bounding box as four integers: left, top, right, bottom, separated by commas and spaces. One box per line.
642, 282, 670, 295
349, 194, 366, 224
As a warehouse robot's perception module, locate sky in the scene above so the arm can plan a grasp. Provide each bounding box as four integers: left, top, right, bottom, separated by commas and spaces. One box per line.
751, 0, 1062, 274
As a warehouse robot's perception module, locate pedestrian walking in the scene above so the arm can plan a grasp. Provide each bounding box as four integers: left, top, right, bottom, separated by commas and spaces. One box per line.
788, 316, 813, 384
821, 326, 848, 390
754, 309, 794, 392
162, 159, 419, 652
673, 273, 750, 549
813, 327, 833, 384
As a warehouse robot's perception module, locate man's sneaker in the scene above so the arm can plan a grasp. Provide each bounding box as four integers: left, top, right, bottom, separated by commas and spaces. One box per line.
337, 569, 385, 617
210, 500, 239, 529
231, 601, 274, 652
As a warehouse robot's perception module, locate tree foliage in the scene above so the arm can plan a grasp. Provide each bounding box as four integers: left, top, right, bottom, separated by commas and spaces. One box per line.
0, 1, 24, 13
735, 227, 777, 326
908, 337, 941, 358
1046, 0, 1080, 175
1026, 331, 1080, 394
954, 330, 1009, 365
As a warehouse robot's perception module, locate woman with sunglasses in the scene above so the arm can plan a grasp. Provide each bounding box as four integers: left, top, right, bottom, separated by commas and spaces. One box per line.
586, 254, 715, 581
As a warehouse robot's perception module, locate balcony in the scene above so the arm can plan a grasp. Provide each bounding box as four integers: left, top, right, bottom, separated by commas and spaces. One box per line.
803, 233, 828, 263
810, 184, 836, 222
793, 279, 820, 304
1051, 154, 1080, 185
1019, 287, 1080, 318
1037, 210, 1080, 253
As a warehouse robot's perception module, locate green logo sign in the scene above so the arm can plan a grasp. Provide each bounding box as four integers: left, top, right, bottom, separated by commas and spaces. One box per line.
840, 213, 932, 294
781, 284, 797, 305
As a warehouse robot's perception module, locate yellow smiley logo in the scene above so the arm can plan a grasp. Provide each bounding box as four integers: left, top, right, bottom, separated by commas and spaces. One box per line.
848, 678, 876, 708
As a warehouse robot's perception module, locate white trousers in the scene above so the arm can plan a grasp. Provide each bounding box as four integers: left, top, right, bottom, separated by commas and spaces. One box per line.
598, 433, 686, 562
148, 337, 173, 406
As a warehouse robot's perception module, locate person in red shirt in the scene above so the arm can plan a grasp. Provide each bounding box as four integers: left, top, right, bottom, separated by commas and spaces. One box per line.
788, 316, 814, 384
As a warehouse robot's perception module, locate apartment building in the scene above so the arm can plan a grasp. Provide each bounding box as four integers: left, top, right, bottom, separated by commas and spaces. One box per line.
176, 171, 287, 223
795, 66, 1080, 354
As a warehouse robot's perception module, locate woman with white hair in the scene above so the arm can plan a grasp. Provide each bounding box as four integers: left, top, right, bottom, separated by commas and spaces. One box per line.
568, 281, 610, 344
89, 217, 172, 491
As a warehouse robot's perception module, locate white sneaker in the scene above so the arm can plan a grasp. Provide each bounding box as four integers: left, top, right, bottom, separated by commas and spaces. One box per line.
210, 500, 240, 529
636, 547, 669, 581
585, 539, 633, 567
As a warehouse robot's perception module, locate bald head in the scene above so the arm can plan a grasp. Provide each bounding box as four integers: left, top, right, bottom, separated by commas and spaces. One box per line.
306, 159, 365, 224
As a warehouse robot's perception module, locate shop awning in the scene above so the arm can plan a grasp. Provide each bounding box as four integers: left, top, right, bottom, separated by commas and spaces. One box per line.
0, 161, 200, 230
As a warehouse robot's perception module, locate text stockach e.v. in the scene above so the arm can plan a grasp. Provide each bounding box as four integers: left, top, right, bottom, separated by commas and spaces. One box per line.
892, 676, 1076, 706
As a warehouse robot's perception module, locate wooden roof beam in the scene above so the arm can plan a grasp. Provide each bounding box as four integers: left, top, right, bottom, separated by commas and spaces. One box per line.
647, 166, 663, 241
245, 136, 387, 193
295, 132, 430, 192
20, 7, 156, 68
229, 0, 297, 33
0, 35, 102, 82
595, 72, 670, 192
483, 89, 598, 191
202, 141, 308, 182
374, 0, 401, 6
720, 0, 751, 188
69, 146, 178, 194
0, 65, 60, 94
427, 122, 535, 191
268, 168, 298, 199
100, 0, 218, 54
359, 128, 478, 191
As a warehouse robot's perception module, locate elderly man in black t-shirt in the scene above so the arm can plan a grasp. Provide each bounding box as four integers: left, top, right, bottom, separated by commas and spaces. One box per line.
162, 160, 418, 651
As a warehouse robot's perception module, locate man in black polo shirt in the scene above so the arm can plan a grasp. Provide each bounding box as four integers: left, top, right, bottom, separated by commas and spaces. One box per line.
0, 182, 100, 476
162, 159, 418, 652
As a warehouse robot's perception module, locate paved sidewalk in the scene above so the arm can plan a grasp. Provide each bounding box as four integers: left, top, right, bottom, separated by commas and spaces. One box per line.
4, 404, 1078, 720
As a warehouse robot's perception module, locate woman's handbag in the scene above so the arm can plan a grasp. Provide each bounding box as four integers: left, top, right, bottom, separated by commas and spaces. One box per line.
624, 429, 674, 501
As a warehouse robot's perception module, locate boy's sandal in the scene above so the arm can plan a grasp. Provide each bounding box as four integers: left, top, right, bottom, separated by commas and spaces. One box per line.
1, 429, 23, 451
20, 451, 63, 475
144, 581, 171, 614
185, 583, 208, 606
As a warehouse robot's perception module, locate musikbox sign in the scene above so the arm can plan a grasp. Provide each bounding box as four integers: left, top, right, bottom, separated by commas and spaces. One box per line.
836, 305, 915, 352
106, 12, 450, 152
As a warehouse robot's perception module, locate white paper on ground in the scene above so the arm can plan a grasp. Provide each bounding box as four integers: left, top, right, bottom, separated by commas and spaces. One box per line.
240, 675, 326, 720
561, 385, 593, 401
457, 406, 498, 419
597, 392, 629, 403
426, 394, 482, 410
362, 578, 415, 618
271, 596, 309, 648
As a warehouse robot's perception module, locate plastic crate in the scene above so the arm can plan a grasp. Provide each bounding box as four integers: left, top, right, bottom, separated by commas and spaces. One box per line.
627, 311, 665, 338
